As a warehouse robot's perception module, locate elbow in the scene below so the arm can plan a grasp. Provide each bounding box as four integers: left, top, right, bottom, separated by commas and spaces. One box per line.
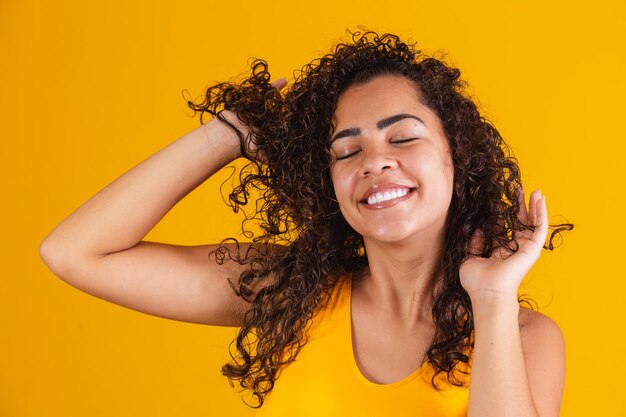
39, 236, 71, 278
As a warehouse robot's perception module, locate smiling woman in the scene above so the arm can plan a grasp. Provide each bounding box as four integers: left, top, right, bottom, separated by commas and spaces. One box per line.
330, 75, 454, 244
40, 30, 572, 417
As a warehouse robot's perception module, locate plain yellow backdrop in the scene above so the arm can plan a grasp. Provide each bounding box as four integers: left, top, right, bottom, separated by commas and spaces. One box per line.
2, 0, 624, 416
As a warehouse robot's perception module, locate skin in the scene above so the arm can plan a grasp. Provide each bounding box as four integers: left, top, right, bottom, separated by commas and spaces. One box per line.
330, 74, 565, 417
39, 70, 563, 415
330, 75, 453, 325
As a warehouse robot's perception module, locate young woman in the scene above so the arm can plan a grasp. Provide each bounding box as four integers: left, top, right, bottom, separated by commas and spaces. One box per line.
39, 31, 570, 416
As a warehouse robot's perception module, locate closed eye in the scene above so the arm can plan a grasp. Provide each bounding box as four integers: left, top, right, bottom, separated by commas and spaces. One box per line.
391, 137, 419, 143
335, 150, 361, 160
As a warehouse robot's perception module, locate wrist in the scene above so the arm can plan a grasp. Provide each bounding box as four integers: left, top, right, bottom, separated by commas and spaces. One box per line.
216, 110, 249, 158
470, 290, 520, 322
201, 117, 242, 163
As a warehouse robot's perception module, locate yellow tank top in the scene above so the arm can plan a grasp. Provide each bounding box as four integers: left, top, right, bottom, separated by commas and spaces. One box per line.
253, 275, 470, 416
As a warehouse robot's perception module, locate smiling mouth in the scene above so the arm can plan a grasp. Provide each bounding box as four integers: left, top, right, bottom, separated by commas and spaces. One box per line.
360, 187, 416, 205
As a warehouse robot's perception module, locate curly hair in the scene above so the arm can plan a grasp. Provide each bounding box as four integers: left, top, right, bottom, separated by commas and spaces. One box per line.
187, 30, 573, 408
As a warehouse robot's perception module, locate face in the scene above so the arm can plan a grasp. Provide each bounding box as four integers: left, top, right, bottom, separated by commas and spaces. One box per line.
329, 74, 455, 245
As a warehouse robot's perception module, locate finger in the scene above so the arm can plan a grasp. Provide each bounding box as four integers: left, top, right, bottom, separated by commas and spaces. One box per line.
270, 77, 288, 90
514, 186, 532, 241
518, 189, 543, 244
530, 194, 549, 250
516, 185, 529, 224
527, 189, 543, 226
516, 189, 542, 240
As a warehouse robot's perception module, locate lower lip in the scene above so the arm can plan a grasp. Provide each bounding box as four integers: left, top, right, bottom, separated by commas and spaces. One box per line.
360, 189, 415, 210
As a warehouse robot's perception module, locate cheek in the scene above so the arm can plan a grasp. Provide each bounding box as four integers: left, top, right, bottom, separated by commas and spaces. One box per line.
409, 152, 455, 206
409, 152, 441, 180
330, 167, 353, 203
441, 155, 455, 191
415, 151, 453, 180
330, 171, 357, 227
434, 158, 455, 207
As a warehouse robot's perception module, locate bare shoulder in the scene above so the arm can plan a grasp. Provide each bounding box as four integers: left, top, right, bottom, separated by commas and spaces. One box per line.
518, 306, 566, 417
518, 307, 565, 346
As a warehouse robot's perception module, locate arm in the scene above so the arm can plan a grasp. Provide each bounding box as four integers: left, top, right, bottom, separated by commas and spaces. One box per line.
468, 293, 565, 417
39, 109, 271, 326
461, 189, 565, 416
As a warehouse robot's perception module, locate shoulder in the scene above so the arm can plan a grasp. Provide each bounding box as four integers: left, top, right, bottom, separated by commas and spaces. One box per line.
518, 307, 565, 349
517, 308, 566, 382
518, 307, 566, 417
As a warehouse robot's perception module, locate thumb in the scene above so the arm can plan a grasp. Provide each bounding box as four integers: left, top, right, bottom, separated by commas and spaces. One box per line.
271, 77, 287, 90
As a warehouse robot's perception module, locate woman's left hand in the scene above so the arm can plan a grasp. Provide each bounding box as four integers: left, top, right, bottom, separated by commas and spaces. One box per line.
459, 188, 549, 300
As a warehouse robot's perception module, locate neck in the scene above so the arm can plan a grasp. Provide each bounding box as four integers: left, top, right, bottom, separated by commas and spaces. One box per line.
354, 235, 445, 328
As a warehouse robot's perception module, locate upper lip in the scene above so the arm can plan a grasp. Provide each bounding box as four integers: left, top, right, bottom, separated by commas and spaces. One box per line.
359, 182, 415, 202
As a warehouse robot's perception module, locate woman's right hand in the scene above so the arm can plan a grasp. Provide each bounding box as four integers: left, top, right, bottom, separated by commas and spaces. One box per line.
216, 77, 288, 162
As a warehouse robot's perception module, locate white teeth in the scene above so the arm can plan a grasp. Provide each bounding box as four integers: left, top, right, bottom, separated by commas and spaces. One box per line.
366, 188, 409, 205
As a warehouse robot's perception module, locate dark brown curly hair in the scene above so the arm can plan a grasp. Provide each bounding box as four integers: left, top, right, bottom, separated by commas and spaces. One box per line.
187, 30, 573, 408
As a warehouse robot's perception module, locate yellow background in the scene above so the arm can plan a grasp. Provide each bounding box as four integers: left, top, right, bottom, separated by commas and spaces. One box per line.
2, 0, 624, 416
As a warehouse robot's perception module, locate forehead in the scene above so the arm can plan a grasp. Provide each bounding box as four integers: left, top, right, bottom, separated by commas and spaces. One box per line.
331, 74, 437, 131
329, 74, 452, 157
329, 75, 442, 135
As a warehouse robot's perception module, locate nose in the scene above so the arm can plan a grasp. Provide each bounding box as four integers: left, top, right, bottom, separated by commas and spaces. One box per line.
359, 147, 399, 176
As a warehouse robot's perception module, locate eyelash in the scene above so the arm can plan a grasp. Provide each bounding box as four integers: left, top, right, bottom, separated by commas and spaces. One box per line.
392, 137, 419, 143
334, 138, 419, 160
335, 152, 359, 161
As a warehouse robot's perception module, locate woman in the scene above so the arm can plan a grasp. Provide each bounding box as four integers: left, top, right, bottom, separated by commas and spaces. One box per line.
39, 31, 569, 416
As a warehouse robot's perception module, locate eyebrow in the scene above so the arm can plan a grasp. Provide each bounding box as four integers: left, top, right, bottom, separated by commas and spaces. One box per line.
330, 113, 427, 143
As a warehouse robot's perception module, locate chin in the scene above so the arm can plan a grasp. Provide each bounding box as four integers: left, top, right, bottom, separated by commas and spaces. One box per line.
359, 225, 419, 245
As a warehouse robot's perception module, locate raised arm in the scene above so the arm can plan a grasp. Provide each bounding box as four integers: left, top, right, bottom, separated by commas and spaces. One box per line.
39, 105, 277, 327
461, 189, 565, 417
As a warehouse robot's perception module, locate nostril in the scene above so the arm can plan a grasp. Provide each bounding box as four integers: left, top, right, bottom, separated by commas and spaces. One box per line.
360, 155, 398, 176
362, 164, 393, 176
